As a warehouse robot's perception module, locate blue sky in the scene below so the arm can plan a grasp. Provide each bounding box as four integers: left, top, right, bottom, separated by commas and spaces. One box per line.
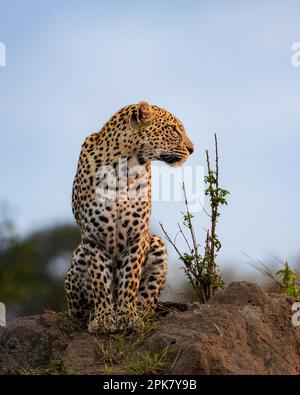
0, 0, 300, 281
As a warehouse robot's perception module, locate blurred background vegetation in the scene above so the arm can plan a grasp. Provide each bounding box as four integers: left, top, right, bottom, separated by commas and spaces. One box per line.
0, 203, 80, 319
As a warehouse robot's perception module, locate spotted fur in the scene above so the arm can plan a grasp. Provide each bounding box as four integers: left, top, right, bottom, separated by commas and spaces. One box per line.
65, 101, 194, 333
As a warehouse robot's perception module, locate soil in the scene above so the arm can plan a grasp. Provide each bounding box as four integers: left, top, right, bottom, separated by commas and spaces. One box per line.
1, 281, 299, 375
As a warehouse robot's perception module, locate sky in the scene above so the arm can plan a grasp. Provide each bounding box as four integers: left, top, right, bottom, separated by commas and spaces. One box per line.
0, 0, 300, 283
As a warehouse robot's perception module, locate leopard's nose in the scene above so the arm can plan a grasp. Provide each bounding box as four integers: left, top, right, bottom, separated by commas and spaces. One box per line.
187, 146, 194, 155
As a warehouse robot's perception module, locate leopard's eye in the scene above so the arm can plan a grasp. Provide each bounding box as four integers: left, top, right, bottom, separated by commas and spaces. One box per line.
171, 125, 181, 137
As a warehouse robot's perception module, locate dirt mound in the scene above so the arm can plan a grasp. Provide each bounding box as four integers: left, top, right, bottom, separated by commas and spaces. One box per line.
0, 281, 299, 375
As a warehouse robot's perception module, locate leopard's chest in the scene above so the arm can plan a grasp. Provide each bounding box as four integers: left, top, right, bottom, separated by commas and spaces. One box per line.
77, 159, 151, 257
82, 199, 150, 256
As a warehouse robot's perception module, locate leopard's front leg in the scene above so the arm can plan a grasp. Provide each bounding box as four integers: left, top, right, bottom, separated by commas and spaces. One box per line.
116, 238, 148, 332
83, 239, 117, 334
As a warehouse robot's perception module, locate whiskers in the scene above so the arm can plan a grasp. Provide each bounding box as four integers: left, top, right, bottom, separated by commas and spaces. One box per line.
137, 148, 188, 166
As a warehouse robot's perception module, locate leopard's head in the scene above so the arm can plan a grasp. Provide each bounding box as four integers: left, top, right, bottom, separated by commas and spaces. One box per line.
129, 101, 194, 166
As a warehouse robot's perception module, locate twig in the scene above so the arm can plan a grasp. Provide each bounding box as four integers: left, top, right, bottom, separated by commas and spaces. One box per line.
170, 350, 181, 371
182, 182, 199, 259
212, 321, 223, 337
242, 252, 282, 286
259, 335, 300, 374
177, 222, 192, 254
160, 222, 182, 259
214, 133, 219, 193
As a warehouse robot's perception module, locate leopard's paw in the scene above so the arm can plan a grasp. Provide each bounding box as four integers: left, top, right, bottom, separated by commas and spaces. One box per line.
88, 311, 117, 334
117, 309, 144, 333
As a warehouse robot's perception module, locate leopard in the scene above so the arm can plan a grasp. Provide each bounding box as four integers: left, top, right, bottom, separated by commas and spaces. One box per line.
65, 101, 194, 334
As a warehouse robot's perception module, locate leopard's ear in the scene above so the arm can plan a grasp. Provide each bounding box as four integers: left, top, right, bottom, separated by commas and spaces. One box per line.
130, 101, 154, 128
137, 101, 153, 121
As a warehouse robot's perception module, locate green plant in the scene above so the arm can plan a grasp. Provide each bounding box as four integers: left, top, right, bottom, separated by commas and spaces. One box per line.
276, 262, 300, 298
96, 317, 173, 375
243, 253, 300, 299
43, 356, 74, 375
161, 134, 229, 303
16, 355, 74, 375
96, 338, 123, 366
96, 331, 145, 373
124, 346, 171, 375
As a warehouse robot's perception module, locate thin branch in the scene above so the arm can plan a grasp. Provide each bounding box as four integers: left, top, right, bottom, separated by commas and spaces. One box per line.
182, 182, 199, 258
170, 350, 181, 371
205, 150, 214, 272
242, 252, 281, 286
197, 197, 212, 218
173, 231, 180, 246
177, 222, 192, 255
214, 133, 219, 193
160, 222, 183, 259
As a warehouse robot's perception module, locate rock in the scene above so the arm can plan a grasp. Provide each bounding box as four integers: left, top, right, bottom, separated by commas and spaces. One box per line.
63, 333, 99, 375
0, 282, 299, 375
212, 281, 275, 309
0, 312, 75, 374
